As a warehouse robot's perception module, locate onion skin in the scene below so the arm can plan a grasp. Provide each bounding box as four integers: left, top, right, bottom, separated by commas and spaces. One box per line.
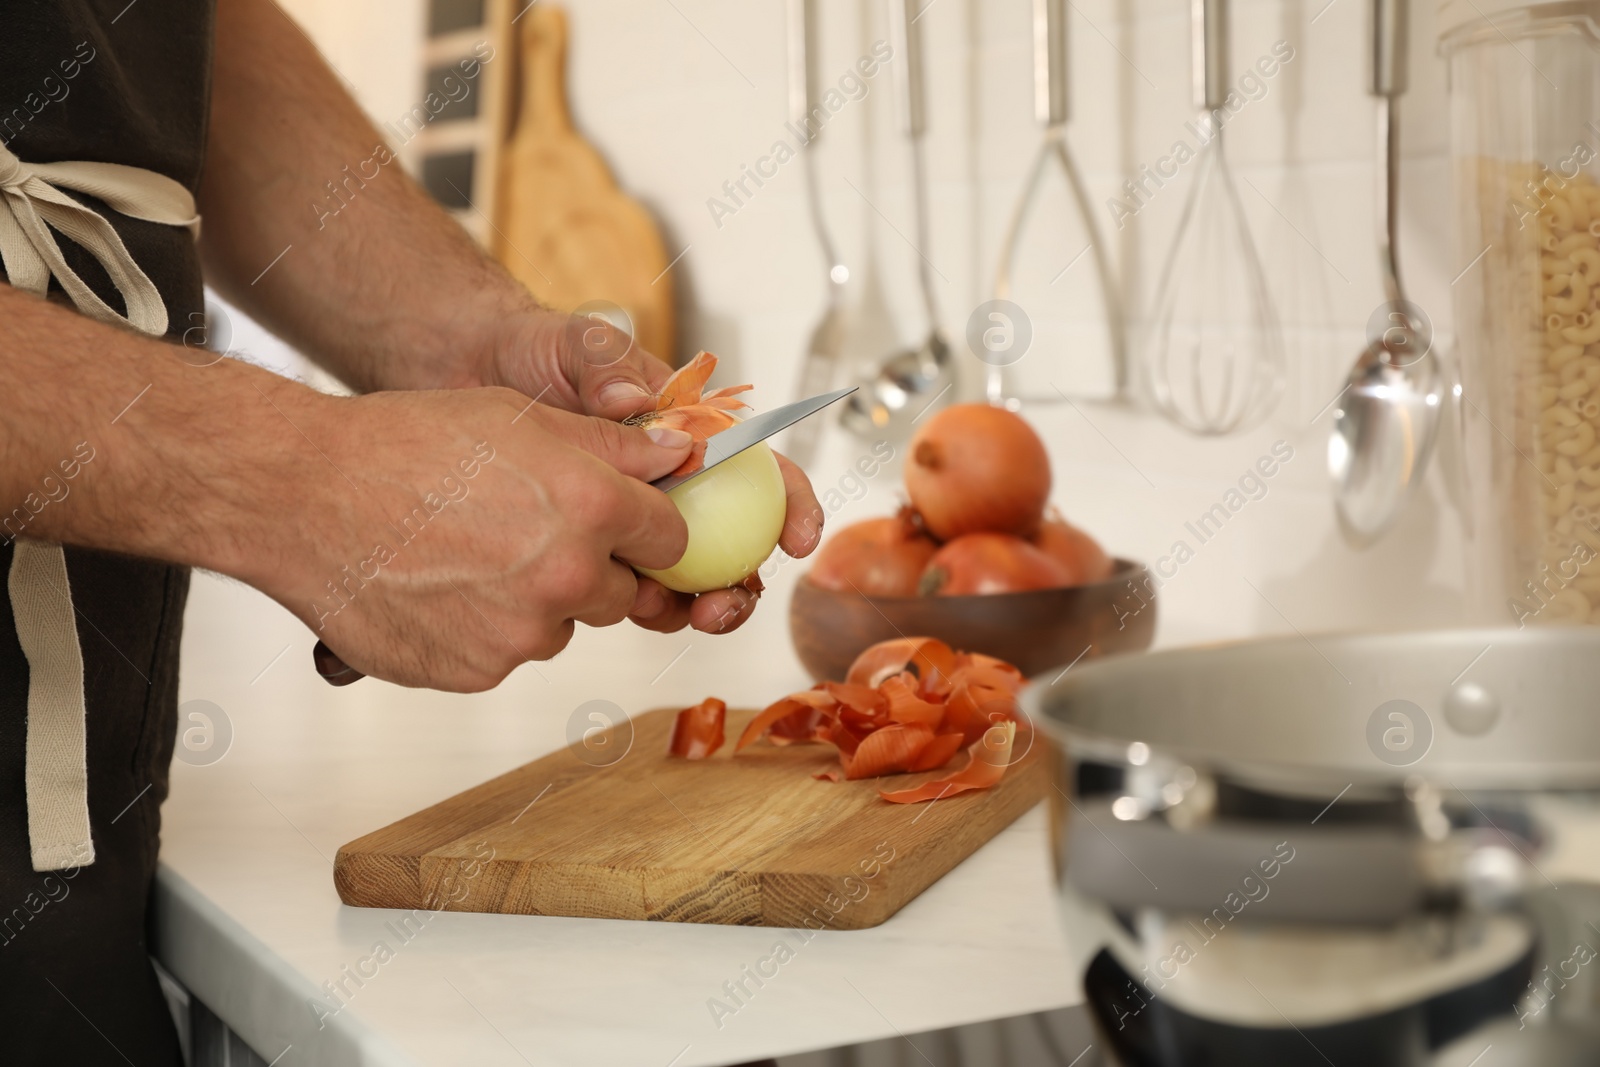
637, 442, 786, 593
905, 404, 1051, 542
918, 532, 1076, 596
668, 697, 727, 758
1035, 516, 1113, 583
733, 636, 1028, 797
807, 509, 938, 597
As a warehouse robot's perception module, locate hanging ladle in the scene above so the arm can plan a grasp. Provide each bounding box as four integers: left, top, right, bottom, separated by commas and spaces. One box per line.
1329, 0, 1441, 545
840, 0, 955, 442
988, 0, 1127, 406
782, 0, 849, 469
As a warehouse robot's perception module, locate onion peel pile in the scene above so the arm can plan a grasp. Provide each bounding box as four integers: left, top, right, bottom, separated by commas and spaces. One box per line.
724, 637, 1029, 803
878, 722, 1016, 804
668, 697, 726, 759
629, 350, 753, 478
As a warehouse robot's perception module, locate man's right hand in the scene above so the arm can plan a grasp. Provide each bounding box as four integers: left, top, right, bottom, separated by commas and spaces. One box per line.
249, 386, 695, 691
1, 289, 738, 694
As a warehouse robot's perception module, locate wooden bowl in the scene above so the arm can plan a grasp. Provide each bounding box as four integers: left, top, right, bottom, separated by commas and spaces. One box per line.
789, 559, 1158, 682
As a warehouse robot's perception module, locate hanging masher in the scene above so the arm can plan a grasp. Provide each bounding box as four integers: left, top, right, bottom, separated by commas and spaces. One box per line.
989, 0, 1127, 407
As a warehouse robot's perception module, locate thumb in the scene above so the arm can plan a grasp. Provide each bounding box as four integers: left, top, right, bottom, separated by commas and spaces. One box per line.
567, 415, 695, 482
560, 314, 674, 420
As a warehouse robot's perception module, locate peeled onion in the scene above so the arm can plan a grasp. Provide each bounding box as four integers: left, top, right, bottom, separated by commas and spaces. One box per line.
807, 508, 938, 597
905, 404, 1051, 541
638, 440, 785, 593
1035, 515, 1113, 583
918, 532, 1076, 596
631, 352, 787, 594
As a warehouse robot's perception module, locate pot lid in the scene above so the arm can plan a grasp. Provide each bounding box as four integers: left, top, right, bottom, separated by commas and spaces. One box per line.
1029, 627, 1600, 794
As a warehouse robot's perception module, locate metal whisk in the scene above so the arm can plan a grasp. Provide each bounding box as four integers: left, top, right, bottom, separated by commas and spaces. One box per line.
1142, 0, 1283, 435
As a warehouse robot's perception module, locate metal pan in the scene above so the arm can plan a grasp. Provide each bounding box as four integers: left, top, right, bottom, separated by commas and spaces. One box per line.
1027, 628, 1600, 924
1029, 628, 1600, 1062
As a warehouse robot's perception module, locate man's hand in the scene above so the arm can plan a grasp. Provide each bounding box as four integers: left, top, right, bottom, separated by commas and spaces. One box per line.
197, 0, 825, 662
0, 284, 816, 692
476, 309, 827, 636
254, 387, 703, 691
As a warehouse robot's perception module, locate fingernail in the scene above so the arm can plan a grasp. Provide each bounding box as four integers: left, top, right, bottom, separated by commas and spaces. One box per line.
647, 426, 693, 448
632, 584, 666, 620
714, 589, 754, 632
598, 381, 650, 408
803, 511, 825, 546
787, 510, 825, 552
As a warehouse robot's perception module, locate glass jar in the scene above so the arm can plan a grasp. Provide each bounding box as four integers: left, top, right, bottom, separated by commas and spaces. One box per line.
1443, 1, 1600, 626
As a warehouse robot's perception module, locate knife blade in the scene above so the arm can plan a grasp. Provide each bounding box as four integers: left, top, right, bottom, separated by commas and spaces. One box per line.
650, 385, 856, 492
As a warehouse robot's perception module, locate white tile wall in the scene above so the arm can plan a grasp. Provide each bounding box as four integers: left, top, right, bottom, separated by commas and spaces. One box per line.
268, 0, 1479, 648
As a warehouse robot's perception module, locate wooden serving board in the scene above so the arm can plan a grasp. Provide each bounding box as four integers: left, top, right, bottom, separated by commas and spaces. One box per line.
491, 3, 677, 364
334, 707, 1047, 929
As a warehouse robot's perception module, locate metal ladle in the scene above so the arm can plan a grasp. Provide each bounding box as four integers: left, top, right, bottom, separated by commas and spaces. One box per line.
841, 0, 955, 442
782, 0, 849, 469
1329, 0, 1441, 546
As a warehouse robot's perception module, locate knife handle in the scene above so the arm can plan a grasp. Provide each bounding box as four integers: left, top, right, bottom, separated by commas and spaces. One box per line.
313, 641, 365, 685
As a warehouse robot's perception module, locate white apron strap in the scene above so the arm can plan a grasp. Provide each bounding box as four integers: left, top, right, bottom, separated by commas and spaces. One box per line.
0, 140, 198, 871
9, 540, 93, 870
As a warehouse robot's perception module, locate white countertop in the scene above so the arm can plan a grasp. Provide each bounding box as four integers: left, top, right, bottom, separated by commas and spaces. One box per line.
153, 395, 1484, 1066
157, 560, 1082, 1067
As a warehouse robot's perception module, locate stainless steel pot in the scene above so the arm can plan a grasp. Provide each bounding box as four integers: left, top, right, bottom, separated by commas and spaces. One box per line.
1028, 628, 1600, 1065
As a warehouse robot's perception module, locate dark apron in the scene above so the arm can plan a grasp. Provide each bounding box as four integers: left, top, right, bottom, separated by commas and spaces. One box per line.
0, 1, 214, 1061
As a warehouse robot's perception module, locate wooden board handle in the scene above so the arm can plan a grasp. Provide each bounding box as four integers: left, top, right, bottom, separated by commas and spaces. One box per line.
518, 3, 572, 136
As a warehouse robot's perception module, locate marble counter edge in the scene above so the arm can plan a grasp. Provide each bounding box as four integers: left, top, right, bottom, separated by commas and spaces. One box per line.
153, 864, 421, 1067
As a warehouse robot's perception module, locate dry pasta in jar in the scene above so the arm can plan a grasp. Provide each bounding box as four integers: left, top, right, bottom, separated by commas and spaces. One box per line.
1443, 2, 1600, 628
1464, 163, 1600, 626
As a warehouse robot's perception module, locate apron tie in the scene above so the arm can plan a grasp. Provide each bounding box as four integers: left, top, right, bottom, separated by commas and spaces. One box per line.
0, 141, 200, 871
0, 140, 200, 337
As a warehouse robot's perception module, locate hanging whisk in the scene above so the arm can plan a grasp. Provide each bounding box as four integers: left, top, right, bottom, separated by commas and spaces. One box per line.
1142, 0, 1283, 435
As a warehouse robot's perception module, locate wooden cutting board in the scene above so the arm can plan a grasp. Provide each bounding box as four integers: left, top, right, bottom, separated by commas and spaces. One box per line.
492, 2, 677, 364
334, 707, 1048, 929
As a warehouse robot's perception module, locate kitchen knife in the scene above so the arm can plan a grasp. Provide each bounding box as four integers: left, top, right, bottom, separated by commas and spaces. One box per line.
649, 385, 855, 492
313, 385, 857, 685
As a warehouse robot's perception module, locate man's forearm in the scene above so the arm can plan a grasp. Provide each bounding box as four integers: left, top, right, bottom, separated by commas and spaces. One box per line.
0, 286, 332, 590
197, 0, 528, 393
